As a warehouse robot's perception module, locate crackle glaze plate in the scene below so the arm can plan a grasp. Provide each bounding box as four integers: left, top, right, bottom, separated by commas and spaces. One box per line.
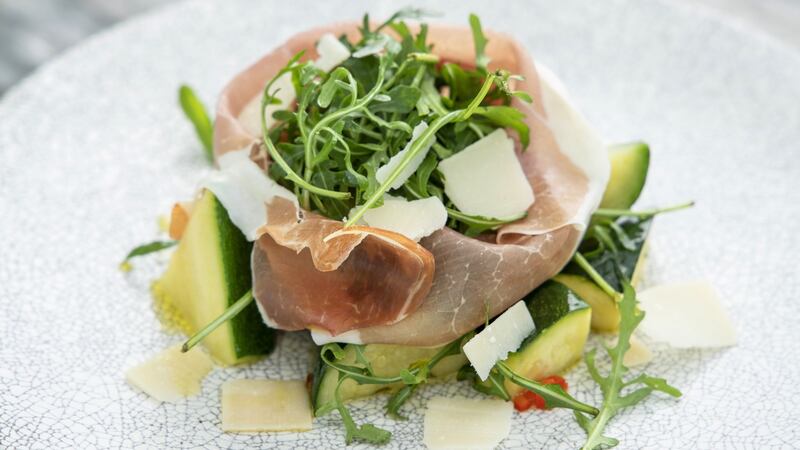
2, 0, 799, 448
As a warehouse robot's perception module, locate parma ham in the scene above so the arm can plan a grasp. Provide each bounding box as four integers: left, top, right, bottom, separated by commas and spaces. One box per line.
214, 22, 609, 346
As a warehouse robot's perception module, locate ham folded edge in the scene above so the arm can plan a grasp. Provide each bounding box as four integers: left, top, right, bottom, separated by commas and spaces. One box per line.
214, 22, 609, 347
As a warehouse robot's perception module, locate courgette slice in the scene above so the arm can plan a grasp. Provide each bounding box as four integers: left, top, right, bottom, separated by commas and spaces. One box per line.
153, 190, 274, 365
560, 217, 651, 332
502, 280, 592, 397
600, 141, 650, 209
312, 343, 466, 414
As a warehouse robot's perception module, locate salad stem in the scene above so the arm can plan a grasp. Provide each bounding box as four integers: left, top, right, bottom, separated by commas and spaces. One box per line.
593, 201, 694, 218
573, 252, 619, 299
344, 110, 462, 227
496, 361, 599, 416
181, 290, 254, 353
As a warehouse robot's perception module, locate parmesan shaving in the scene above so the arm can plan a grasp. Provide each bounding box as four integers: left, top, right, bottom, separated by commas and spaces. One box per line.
437, 129, 534, 220
354, 195, 447, 242
638, 280, 737, 348
125, 345, 213, 403
376, 122, 434, 189
221, 379, 313, 432
423, 396, 512, 450
463, 301, 535, 381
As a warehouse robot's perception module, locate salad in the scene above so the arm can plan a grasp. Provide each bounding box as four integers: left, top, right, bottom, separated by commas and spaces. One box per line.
123, 9, 735, 449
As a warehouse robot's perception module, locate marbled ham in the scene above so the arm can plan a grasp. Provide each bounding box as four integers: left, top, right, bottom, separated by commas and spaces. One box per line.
251, 198, 434, 336
214, 23, 608, 346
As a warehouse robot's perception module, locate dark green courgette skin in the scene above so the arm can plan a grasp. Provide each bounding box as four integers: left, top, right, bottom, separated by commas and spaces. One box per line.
310, 350, 328, 412
214, 196, 275, 359
518, 280, 590, 349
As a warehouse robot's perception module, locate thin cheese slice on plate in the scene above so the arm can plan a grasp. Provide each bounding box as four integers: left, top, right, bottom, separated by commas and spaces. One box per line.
221, 379, 313, 432
638, 280, 737, 348
423, 396, 512, 450
437, 129, 534, 220
463, 301, 535, 380
376, 122, 434, 189
355, 195, 447, 242
125, 345, 213, 403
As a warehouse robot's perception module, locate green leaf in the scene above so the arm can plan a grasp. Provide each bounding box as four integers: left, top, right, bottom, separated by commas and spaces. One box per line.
446, 208, 526, 237
576, 282, 682, 450
369, 85, 421, 113
121, 240, 177, 269
457, 365, 511, 401
334, 376, 392, 445
178, 85, 214, 162
375, 7, 439, 33
468, 13, 490, 71
386, 384, 418, 420
318, 67, 356, 108
472, 106, 530, 148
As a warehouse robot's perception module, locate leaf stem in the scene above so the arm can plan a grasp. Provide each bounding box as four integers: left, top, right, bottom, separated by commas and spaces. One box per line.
260, 99, 350, 201
496, 361, 599, 416
344, 110, 462, 227
573, 252, 619, 299
181, 290, 254, 353
593, 201, 695, 218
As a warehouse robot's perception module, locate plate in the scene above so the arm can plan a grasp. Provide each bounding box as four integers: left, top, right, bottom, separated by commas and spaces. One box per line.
2, 0, 799, 448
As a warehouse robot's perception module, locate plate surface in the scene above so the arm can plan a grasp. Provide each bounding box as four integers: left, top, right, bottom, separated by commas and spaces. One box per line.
1, 0, 799, 448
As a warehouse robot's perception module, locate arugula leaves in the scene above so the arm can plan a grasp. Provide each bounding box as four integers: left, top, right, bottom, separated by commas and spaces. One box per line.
178, 85, 214, 162
575, 282, 682, 449
317, 338, 464, 444
468, 14, 491, 72
254, 11, 531, 236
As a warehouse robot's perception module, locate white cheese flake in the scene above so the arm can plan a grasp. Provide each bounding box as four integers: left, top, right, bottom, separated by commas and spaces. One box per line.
221, 379, 313, 432
437, 129, 534, 220
463, 301, 535, 381
238, 33, 350, 137
423, 396, 512, 450
309, 328, 363, 345
376, 122, 433, 189
125, 345, 213, 403
314, 33, 351, 72
353, 195, 447, 241
638, 280, 737, 348
202, 148, 298, 240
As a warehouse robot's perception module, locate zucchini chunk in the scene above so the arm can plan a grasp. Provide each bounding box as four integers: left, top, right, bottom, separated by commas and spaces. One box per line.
502, 280, 592, 397
153, 190, 274, 365
553, 274, 617, 332
600, 142, 650, 209
561, 217, 651, 332
312, 343, 466, 414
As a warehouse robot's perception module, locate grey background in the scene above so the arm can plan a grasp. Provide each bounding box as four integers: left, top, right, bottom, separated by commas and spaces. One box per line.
1, 0, 800, 95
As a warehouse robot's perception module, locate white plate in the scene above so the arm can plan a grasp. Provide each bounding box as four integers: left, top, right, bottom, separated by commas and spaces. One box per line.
2, 0, 799, 448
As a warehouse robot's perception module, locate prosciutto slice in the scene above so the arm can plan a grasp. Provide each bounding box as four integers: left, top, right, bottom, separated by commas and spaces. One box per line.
252, 197, 435, 335
214, 22, 609, 346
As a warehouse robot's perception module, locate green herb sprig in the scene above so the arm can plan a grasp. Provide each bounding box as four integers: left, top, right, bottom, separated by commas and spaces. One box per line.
575, 282, 682, 449
316, 337, 464, 444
